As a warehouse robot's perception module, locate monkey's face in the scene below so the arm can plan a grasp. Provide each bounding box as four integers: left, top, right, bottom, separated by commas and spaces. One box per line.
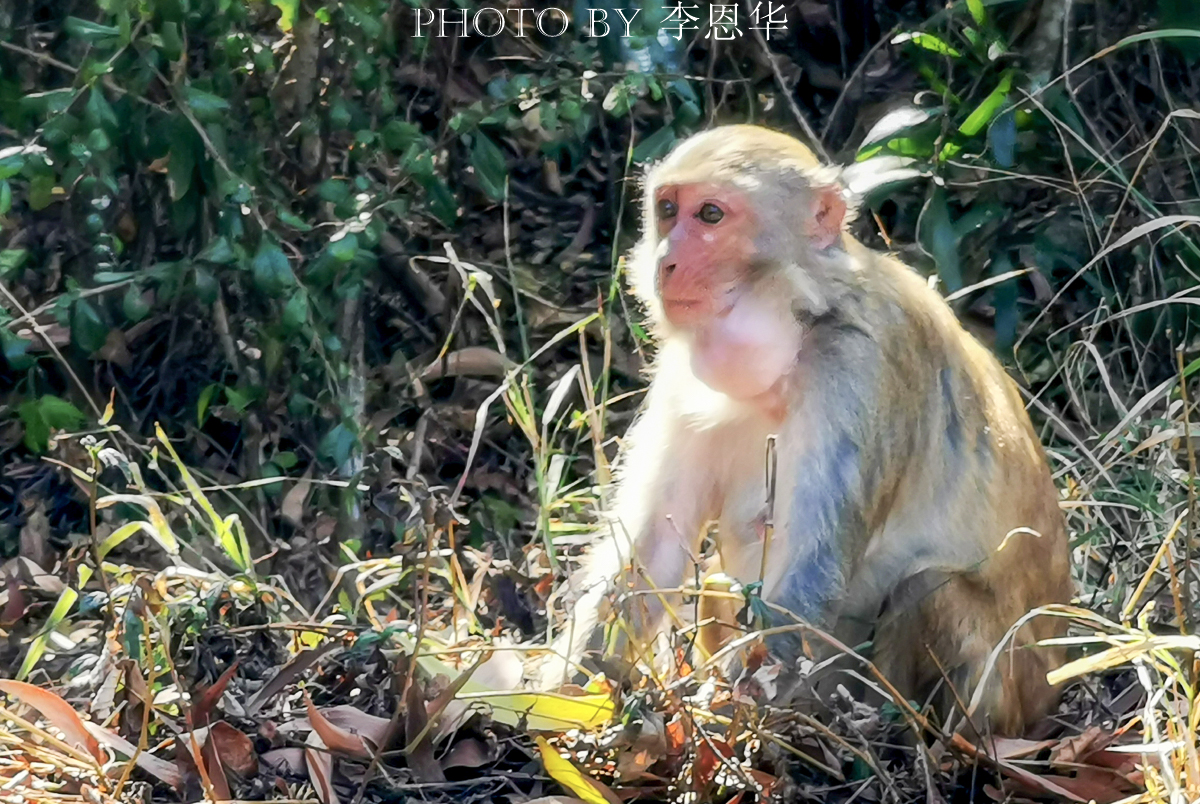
651, 180, 758, 330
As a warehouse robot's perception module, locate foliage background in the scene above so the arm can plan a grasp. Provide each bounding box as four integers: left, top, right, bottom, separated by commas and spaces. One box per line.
2, 0, 1200, 799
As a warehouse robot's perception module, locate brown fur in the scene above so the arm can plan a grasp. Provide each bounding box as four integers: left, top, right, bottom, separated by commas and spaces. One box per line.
535, 125, 1073, 736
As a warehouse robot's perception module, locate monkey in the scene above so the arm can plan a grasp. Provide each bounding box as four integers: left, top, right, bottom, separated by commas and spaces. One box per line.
533, 124, 1073, 736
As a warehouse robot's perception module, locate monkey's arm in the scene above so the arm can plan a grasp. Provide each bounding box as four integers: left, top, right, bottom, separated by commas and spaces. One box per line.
764, 326, 900, 642
534, 350, 718, 686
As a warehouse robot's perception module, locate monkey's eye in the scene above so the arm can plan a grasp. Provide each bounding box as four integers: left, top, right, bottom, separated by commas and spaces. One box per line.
657, 199, 678, 220
697, 203, 724, 224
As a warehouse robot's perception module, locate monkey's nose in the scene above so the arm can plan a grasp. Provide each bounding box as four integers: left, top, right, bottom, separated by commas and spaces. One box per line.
660, 262, 676, 278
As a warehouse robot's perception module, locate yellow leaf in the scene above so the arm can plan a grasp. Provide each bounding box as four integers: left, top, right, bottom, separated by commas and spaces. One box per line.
535, 736, 610, 804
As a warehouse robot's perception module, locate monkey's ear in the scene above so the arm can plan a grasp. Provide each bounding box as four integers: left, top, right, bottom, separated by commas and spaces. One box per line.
807, 185, 847, 250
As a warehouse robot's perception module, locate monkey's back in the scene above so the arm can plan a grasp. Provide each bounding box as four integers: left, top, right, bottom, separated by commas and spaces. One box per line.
840, 237, 1073, 733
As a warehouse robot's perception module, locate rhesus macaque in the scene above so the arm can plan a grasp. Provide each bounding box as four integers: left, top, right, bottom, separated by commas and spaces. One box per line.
536, 125, 1073, 736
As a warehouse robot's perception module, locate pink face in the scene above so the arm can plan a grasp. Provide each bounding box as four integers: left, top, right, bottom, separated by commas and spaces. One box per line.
653, 182, 757, 330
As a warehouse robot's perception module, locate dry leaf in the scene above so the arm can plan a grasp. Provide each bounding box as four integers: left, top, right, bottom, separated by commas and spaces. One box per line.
84, 721, 184, 788
261, 747, 307, 776
281, 465, 314, 527
209, 721, 258, 777
404, 677, 446, 782
439, 737, 496, 770
304, 731, 338, 804
420, 347, 514, 381
304, 693, 371, 758
535, 736, 620, 804
0, 679, 104, 762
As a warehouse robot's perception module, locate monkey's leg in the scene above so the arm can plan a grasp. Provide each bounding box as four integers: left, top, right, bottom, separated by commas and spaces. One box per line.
872, 572, 1065, 736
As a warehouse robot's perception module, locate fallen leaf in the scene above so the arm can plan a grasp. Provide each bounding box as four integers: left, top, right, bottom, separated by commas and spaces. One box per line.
1052, 726, 1114, 765
261, 747, 306, 776
193, 662, 239, 727
0, 679, 104, 762
83, 721, 184, 788
319, 704, 392, 750
209, 721, 258, 777
281, 466, 314, 527
304, 692, 371, 758
440, 737, 496, 770
18, 504, 51, 571
986, 737, 1055, 761
420, 347, 515, 381
535, 736, 620, 804
404, 677, 446, 782
695, 739, 735, 789
244, 642, 340, 716
305, 731, 338, 804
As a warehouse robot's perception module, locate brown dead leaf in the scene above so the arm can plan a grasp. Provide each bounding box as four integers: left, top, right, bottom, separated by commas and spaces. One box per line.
304, 693, 370, 758
244, 641, 340, 717
694, 739, 735, 789
319, 704, 393, 751
209, 721, 258, 778
98, 328, 133, 370
304, 731, 338, 804
420, 347, 515, 382
440, 737, 496, 771
4, 556, 65, 595
281, 465, 314, 527
0, 679, 105, 763
1, 573, 26, 625
1052, 726, 1114, 765
18, 504, 51, 571
404, 677, 446, 782
986, 737, 1056, 761
192, 661, 239, 728
261, 747, 307, 776
83, 721, 184, 788
1043, 767, 1140, 804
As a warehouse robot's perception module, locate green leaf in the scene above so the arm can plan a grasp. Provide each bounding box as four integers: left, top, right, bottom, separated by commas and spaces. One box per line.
966, 0, 987, 25
193, 264, 218, 304
251, 238, 295, 295
327, 232, 358, 263
274, 451, 299, 470
282, 289, 308, 331
40, 396, 88, 430
123, 285, 151, 323
470, 132, 508, 202
990, 110, 1016, 167
989, 251, 1018, 354
958, 70, 1014, 137
0, 249, 27, 279
317, 179, 352, 204
28, 174, 56, 211
632, 126, 676, 163
19, 395, 87, 452
919, 188, 963, 292
64, 16, 121, 42
197, 235, 237, 264
892, 31, 961, 57
84, 87, 118, 130
277, 209, 313, 231
71, 298, 109, 353
319, 423, 357, 467
382, 120, 421, 152
22, 89, 76, 116
168, 128, 196, 202
183, 87, 230, 122
1, 330, 32, 371
0, 148, 26, 180
197, 383, 219, 426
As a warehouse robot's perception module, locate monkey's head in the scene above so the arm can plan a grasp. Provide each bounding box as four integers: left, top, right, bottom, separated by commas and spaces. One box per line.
630, 125, 850, 333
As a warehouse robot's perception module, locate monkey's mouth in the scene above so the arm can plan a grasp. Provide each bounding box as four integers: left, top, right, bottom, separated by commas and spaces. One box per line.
662, 294, 737, 326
